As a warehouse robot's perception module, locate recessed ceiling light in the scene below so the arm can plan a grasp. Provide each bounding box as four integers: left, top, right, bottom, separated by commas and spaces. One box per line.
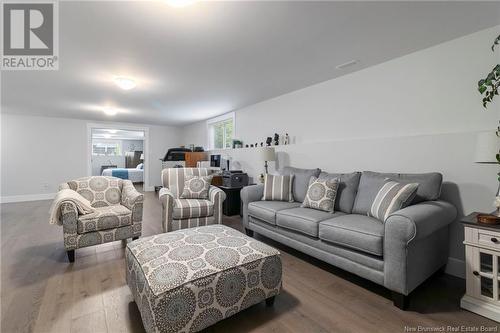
103, 106, 118, 116
108, 129, 118, 134
114, 77, 136, 90
166, 0, 197, 8
103, 133, 111, 139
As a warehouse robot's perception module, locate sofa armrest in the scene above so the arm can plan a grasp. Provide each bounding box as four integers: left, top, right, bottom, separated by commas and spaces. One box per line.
383, 200, 457, 295
159, 187, 175, 232
60, 201, 79, 250
121, 180, 144, 209
385, 200, 457, 244
209, 186, 226, 224
240, 184, 264, 227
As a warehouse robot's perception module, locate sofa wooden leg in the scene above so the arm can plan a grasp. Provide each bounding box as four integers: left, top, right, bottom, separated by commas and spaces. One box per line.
245, 228, 254, 237
132, 236, 139, 241
67, 250, 75, 263
392, 292, 409, 310
265, 296, 275, 307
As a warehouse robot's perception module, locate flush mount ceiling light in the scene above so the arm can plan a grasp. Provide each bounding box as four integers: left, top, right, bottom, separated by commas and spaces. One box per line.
102, 106, 118, 116
108, 129, 118, 134
166, 0, 197, 8
113, 77, 136, 90
103, 133, 111, 139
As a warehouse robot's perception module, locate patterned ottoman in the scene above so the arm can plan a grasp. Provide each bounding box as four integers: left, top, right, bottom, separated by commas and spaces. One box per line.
125, 225, 282, 333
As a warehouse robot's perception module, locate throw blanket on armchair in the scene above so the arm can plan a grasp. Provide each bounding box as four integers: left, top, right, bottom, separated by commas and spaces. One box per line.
49, 189, 95, 225
111, 168, 129, 179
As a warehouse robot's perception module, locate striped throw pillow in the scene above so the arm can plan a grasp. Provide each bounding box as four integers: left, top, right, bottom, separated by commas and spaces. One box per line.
262, 174, 294, 202
369, 180, 419, 221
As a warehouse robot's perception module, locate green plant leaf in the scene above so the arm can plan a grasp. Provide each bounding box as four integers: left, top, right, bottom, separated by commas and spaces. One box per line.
479, 85, 487, 94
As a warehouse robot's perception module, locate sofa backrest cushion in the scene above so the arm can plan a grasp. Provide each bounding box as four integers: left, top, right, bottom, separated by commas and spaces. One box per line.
67, 176, 123, 208
318, 171, 361, 214
352, 171, 443, 215
278, 167, 321, 203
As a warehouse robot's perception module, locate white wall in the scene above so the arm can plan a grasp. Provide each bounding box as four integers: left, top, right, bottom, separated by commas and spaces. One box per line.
0, 114, 181, 200
181, 26, 500, 276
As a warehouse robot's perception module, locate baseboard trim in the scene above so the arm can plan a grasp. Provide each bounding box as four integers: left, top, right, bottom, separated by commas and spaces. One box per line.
144, 186, 155, 192
1, 193, 56, 204
445, 257, 465, 279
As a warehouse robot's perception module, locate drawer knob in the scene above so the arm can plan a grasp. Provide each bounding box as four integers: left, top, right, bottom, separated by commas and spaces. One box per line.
473, 271, 479, 276
491, 237, 499, 243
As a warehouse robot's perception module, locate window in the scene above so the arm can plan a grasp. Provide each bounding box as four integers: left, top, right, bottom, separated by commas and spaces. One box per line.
92, 140, 122, 156
207, 113, 234, 150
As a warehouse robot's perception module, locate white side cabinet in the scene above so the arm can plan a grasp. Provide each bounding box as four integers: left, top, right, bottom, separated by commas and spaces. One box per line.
461, 221, 500, 322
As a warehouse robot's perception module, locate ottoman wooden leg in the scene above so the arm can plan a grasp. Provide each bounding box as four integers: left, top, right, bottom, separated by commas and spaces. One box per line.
67, 250, 75, 263
265, 296, 275, 307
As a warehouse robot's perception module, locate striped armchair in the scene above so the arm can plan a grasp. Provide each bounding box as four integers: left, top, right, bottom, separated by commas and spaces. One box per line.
159, 168, 226, 232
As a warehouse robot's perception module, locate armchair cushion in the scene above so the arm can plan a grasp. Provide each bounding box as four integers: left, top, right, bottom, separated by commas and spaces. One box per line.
77, 204, 132, 234
173, 199, 214, 219
161, 168, 212, 198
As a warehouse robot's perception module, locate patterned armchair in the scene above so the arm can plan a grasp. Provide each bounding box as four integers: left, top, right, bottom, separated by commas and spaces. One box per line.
159, 168, 226, 232
58, 176, 143, 262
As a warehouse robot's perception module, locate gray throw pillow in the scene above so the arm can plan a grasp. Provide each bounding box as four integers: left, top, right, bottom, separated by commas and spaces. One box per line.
262, 174, 294, 202
369, 180, 419, 222
301, 176, 339, 213
278, 167, 321, 203
180, 175, 213, 199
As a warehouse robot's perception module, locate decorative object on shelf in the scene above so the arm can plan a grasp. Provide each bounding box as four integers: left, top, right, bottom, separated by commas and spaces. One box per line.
476, 213, 500, 225
274, 133, 279, 146
255, 143, 258, 148
232, 140, 243, 149
474, 131, 500, 202
250, 144, 254, 147
189, 144, 195, 151
266, 137, 272, 146
245, 144, 249, 148
258, 147, 276, 173
284, 133, 290, 145
260, 142, 263, 147
477, 34, 499, 108
259, 173, 265, 183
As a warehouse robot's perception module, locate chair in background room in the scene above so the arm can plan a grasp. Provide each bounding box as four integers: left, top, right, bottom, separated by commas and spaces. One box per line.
159, 168, 226, 232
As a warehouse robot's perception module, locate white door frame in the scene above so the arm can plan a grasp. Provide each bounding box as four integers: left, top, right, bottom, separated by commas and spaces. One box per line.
87, 122, 151, 191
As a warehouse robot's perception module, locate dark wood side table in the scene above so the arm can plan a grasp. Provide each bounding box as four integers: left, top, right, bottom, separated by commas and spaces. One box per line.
217, 186, 244, 216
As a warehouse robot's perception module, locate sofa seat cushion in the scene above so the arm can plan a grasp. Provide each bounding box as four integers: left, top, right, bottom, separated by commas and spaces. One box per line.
319, 214, 384, 256
277, 208, 345, 237
173, 199, 214, 219
248, 201, 301, 225
78, 204, 132, 234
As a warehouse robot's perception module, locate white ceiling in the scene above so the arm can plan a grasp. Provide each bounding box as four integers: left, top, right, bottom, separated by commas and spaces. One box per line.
2, 1, 499, 126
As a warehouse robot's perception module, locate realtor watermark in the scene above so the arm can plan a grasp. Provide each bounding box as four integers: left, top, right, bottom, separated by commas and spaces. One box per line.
1, 1, 59, 70
404, 325, 498, 332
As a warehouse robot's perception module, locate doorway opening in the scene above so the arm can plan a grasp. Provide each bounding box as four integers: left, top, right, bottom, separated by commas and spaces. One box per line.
87, 124, 150, 191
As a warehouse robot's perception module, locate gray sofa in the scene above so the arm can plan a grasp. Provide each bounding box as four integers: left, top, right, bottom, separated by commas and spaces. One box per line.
241, 167, 457, 309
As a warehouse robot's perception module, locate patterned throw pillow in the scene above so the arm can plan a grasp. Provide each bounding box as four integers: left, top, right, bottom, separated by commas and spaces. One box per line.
262, 174, 294, 202
180, 175, 213, 199
301, 176, 339, 213
369, 180, 419, 222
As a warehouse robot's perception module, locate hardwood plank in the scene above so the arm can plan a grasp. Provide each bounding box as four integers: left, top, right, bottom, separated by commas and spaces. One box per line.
71, 310, 107, 333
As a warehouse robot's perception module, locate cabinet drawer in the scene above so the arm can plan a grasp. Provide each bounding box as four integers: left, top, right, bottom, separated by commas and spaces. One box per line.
466, 227, 500, 250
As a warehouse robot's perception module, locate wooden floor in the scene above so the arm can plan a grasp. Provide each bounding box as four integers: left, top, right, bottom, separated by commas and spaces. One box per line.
1, 189, 498, 333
